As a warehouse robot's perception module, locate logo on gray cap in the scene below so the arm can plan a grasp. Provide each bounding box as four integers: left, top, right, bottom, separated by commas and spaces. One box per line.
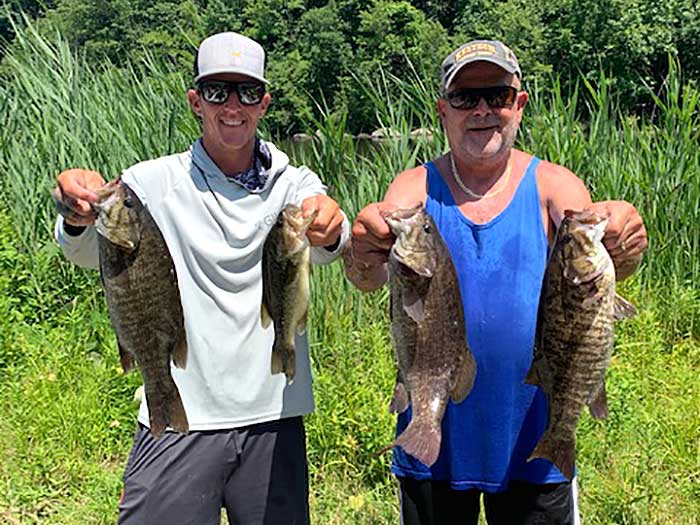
194, 32, 268, 84
441, 40, 521, 94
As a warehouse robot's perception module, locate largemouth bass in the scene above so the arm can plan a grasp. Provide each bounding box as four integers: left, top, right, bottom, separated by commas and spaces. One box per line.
380, 205, 476, 467
95, 179, 188, 438
261, 204, 317, 381
525, 209, 637, 479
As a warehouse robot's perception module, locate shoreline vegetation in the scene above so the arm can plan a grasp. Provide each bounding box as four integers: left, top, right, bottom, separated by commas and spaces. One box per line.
1, 19, 698, 525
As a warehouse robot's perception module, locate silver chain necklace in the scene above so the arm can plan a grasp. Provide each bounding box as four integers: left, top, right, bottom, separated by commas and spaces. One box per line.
449, 153, 512, 200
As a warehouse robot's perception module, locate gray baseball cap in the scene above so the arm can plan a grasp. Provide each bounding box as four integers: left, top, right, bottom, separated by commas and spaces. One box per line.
194, 32, 268, 84
440, 40, 521, 94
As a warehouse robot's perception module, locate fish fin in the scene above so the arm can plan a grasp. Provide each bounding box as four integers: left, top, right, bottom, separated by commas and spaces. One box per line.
171, 332, 188, 369
391, 419, 442, 467
527, 430, 576, 481
450, 351, 477, 404
589, 381, 609, 419
167, 393, 189, 435
271, 338, 296, 381
261, 303, 272, 328
613, 294, 637, 320
528, 282, 547, 387
296, 309, 307, 336
145, 377, 189, 438
389, 382, 409, 414
260, 248, 273, 329
524, 358, 543, 387
402, 289, 425, 323
118, 341, 135, 373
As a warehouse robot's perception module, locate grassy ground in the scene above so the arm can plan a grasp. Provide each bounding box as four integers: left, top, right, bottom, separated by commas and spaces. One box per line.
0, 239, 697, 523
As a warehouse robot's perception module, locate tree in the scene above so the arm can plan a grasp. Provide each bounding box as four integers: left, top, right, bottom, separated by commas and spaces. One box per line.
0, 0, 56, 56
297, 3, 352, 104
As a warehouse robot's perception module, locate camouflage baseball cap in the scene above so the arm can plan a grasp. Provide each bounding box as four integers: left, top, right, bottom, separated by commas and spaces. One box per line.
440, 40, 521, 94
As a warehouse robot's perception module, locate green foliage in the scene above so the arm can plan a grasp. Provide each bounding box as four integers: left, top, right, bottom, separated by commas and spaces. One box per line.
265, 49, 315, 133
297, 4, 352, 101
42, 0, 198, 67
522, 60, 700, 286
356, 0, 449, 73
5, 0, 700, 132
195, 0, 245, 37
0, 0, 54, 54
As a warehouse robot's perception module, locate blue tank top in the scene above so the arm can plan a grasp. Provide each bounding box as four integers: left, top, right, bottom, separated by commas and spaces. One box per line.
391, 157, 569, 491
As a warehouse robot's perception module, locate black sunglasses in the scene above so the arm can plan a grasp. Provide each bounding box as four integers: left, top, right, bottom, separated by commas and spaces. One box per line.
196, 80, 266, 106
445, 86, 518, 110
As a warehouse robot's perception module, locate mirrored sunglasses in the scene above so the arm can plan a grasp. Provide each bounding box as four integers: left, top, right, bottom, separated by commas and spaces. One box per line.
196, 81, 266, 106
446, 86, 518, 110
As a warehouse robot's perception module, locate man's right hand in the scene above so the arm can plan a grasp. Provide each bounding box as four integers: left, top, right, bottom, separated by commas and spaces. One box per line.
351, 202, 397, 267
343, 202, 397, 292
52, 169, 105, 226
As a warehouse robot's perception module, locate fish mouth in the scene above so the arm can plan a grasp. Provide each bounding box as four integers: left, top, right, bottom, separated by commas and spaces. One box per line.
381, 204, 424, 235
94, 179, 139, 251
392, 248, 434, 277
563, 209, 609, 240
93, 179, 122, 210
285, 209, 317, 238
568, 266, 605, 286
565, 254, 612, 285
564, 209, 609, 224
394, 259, 432, 278
279, 205, 316, 255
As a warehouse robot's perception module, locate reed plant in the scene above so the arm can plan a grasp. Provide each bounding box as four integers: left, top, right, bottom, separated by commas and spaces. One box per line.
0, 22, 698, 525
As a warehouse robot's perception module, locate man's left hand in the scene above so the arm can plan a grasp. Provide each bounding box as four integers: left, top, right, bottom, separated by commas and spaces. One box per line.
301, 195, 344, 248
586, 200, 648, 281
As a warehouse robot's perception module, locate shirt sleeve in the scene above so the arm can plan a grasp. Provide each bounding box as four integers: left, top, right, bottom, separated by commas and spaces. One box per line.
293, 165, 350, 265
54, 215, 100, 270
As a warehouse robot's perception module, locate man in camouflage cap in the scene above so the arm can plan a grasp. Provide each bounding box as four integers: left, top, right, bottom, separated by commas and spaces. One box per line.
346, 39, 647, 525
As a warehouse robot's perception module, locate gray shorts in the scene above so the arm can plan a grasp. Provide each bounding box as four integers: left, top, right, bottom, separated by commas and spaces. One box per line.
118, 416, 309, 525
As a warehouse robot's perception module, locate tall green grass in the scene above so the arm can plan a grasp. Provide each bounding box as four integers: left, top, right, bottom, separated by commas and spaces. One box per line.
0, 22, 698, 525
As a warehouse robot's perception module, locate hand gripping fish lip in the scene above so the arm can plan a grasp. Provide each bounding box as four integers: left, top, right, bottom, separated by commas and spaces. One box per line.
381, 205, 424, 235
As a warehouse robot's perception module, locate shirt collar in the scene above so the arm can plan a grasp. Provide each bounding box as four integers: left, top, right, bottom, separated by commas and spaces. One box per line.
191, 137, 280, 194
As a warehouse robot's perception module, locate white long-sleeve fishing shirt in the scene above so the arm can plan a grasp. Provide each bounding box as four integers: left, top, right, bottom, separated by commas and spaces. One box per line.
55, 138, 349, 430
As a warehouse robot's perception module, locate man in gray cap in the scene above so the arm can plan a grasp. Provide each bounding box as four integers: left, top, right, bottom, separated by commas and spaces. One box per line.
345, 39, 647, 524
52, 31, 349, 524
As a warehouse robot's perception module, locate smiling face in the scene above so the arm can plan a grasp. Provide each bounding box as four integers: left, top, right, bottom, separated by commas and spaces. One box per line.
438, 61, 528, 165
187, 73, 271, 171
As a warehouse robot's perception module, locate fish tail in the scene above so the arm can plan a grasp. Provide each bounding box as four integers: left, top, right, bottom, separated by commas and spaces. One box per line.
527, 430, 576, 480
391, 419, 442, 467
145, 376, 189, 438
271, 337, 296, 381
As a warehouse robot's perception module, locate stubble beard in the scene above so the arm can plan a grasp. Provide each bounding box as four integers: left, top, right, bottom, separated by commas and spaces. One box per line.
457, 117, 520, 163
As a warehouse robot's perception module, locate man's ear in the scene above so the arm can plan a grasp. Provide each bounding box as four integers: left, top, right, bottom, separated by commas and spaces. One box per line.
259, 92, 272, 116
187, 89, 202, 117
436, 98, 447, 122
517, 90, 529, 110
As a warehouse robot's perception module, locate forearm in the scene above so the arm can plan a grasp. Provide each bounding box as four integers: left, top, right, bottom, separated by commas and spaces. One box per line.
342, 243, 388, 292
54, 215, 100, 269
614, 253, 643, 282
